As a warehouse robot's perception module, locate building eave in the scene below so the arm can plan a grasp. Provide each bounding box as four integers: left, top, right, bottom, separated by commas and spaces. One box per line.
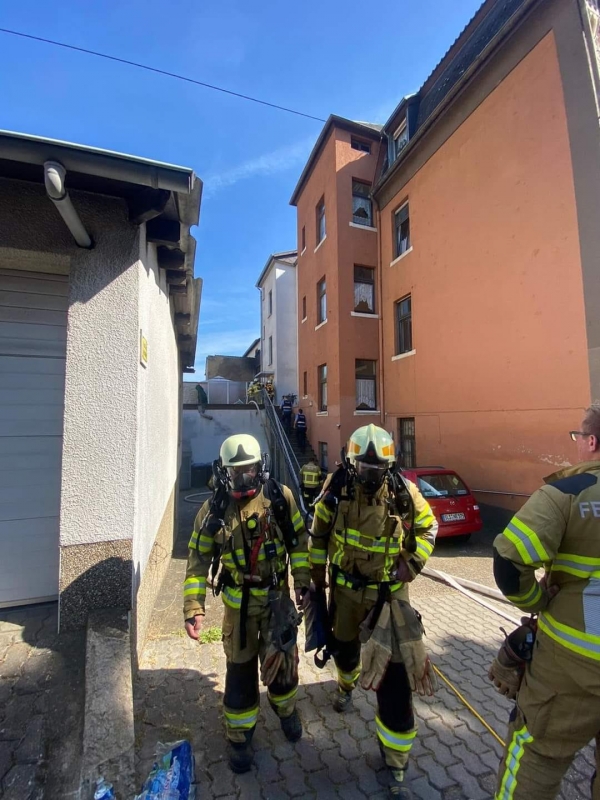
0, 129, 203, 372
289, 116, 382, 207
374, 0, 539, 200
255, 250, 297, 289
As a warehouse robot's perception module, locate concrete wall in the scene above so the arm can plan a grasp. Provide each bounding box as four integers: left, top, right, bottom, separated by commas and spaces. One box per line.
274, 261, 299, 400
182, 407, 269, 466
378, 27, 590, 506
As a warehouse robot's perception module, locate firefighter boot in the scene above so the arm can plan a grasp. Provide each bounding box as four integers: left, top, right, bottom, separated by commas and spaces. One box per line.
227, 741, 253, 774
280, 709, 303, 742
333, 688, 353, 713
388, 768, 413, 799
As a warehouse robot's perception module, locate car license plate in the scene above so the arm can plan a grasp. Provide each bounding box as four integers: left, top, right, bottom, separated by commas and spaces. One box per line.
442, 512, 466, 522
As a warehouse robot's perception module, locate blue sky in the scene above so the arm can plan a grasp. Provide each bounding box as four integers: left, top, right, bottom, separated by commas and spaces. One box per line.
0, 0, 482, 378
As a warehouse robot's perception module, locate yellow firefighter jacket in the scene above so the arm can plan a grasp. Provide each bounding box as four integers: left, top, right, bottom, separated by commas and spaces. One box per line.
309, 473, 438, 595
184, 483, 310, 620
300, 463, 322, 489
493, 461, 600, 661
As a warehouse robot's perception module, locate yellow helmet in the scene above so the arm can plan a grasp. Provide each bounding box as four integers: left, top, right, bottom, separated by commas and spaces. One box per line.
346, 424, 395, 492
219, 434, 262, 499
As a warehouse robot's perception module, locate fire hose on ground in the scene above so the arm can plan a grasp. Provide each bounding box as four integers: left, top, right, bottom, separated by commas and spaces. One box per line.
422, 566, 521, 748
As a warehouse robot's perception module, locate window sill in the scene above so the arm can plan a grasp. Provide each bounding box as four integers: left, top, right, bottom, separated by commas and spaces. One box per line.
354, 410, 380, 415
390, 247, 413, 267
301, 317, 307, 324
349, 222, 377, 232
316, 411, 328, 416
351, 311, 379, 319
391, 349, 416, 361
315, 320, 328, 331
302, 395, 308, 399
314, 235, 327, 253
300, 247, 306, 256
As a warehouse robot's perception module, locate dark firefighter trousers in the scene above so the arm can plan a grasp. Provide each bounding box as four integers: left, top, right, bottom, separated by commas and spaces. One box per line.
332, 584, 417, 770
221, 602, 298, 744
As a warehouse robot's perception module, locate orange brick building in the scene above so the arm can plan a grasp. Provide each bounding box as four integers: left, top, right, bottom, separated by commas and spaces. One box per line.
290, 118, 382, 472
291, 0, 600, 507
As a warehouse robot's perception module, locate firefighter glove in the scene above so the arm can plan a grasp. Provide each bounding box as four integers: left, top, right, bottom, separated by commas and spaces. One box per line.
390, 600, 437, 696
360, 603, 392, 691
261, 645, 284, 687
488, 617, 537, 700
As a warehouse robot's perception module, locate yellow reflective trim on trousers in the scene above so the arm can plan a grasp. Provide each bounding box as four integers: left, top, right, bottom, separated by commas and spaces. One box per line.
506, 581, 543, 609
538, 612, 600, 660
268, 686, 298, 706
496, 725, 533, 799
337, 664, 361, 683
375, 716, 417, 752
224, 706, 259, 729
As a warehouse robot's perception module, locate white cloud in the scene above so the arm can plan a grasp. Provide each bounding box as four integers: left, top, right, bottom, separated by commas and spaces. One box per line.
203, 136, 315, 198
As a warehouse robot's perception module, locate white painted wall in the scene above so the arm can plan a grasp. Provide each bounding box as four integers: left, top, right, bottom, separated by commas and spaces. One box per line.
259, 259, 298, 401
60, 197, 140, 547
183, 408, 269, 465
133, 233, 179, 578
274, 263, 298, 400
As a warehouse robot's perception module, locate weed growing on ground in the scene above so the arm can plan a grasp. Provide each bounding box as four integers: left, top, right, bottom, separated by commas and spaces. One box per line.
199, 626, 222, 644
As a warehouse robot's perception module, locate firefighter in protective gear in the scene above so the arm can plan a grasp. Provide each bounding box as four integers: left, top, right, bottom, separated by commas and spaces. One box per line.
493, 406, 600, 800
310, 425, 438, 799
300, 459, 323, 508
184, 434, 310, 774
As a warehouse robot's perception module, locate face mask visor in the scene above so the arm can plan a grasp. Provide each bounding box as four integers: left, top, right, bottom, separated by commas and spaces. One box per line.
355, 460, 388, 492
227, 463, 260, 497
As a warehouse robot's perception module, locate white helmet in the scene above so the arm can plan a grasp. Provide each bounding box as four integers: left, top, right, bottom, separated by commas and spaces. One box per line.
219, 434, 263, 499
345, 424, 396, 493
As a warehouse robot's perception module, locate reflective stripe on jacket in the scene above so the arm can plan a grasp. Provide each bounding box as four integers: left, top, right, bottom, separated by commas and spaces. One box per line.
300, 464, 321, 487
494, 462, 600, 661
309, 474, 437, 587
183, 484, 309, 620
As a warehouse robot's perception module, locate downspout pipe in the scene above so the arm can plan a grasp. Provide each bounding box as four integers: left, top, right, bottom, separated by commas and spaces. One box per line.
44, 161, 93, 249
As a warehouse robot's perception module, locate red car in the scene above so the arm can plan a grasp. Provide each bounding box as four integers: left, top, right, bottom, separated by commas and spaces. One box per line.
401, 467, 483, 541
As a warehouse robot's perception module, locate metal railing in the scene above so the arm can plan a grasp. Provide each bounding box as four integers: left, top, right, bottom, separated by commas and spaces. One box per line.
261, 389, 307, 517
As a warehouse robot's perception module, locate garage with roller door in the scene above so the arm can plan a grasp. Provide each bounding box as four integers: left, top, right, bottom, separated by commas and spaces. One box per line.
0, 268, 68, 606
0, 130, 202, 652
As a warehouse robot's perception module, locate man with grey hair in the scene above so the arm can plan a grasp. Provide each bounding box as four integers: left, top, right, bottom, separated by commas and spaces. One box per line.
491, 405, 600, 799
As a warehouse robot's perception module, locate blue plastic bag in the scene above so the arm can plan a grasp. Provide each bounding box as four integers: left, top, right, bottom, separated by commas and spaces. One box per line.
135, 740, 195, 800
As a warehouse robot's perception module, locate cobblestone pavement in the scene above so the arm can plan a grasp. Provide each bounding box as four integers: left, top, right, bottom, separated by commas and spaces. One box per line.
0, 603, 85, 800
134, 493, 593, 799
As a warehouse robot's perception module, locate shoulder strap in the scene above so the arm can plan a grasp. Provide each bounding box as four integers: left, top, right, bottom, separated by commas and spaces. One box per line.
264, 478, 298, 548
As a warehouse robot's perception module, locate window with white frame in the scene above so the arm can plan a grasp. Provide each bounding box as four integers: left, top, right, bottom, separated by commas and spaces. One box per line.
268, 289, 273, 316
352, 179, 373, 227
354, 266, 375, 314
394, 203, 410, 258
355, 359, 377, 410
